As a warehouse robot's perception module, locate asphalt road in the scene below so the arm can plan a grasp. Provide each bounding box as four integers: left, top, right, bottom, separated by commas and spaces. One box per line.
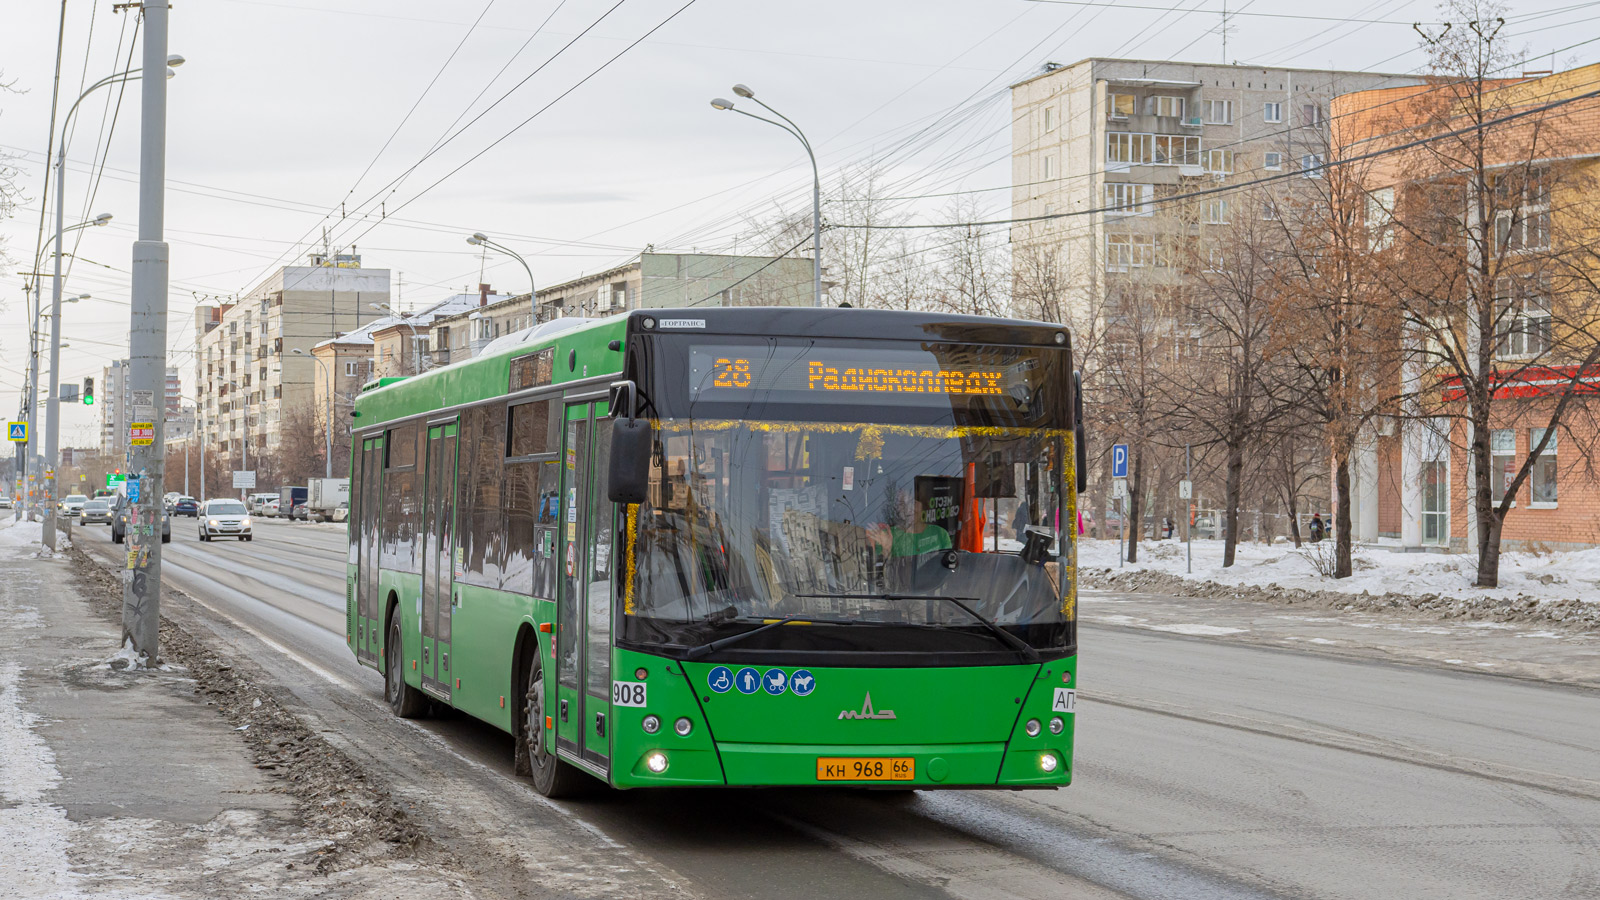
79, 517, 1600, 900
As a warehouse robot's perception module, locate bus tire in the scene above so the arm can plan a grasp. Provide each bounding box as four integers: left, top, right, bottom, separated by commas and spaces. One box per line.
386, 614, 428, 719
518, 658, 584, 798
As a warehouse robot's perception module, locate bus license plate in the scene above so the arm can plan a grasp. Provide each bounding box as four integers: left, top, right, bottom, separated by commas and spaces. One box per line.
816, 757, 915, 781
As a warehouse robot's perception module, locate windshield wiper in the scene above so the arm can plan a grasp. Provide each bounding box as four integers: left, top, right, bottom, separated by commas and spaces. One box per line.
682, 614, 859, 660
794, 593, 1041, 663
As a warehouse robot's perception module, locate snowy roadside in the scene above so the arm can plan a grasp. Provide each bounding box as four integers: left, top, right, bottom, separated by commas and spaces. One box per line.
1077, 538, 1600, 631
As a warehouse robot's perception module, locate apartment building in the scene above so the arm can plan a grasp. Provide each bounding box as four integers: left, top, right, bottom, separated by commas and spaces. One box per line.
430, 288, 535, 365
98, 359, 129, 458
535, 251, 816, 322
194, 255, 390, 457
1008, 59, 1422, 324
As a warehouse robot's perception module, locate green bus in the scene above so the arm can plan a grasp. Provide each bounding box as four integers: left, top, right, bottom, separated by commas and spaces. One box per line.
346, 307, 1082, 796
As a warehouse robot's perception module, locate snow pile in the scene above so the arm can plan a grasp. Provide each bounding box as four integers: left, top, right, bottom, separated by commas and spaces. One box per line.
1077, 537, 1600, 605
0, 520, 73, 559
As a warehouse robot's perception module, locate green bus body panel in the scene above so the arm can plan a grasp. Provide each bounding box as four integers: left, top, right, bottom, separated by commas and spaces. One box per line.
451, 583, 551, 731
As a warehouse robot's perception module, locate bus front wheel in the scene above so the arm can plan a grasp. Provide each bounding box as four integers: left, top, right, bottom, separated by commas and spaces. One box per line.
386, 615, 428, 719
518, 659, 584, 798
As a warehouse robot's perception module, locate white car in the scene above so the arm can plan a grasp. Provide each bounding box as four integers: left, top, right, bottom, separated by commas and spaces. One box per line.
199, 499, 253, 542
60, 494, 89, 516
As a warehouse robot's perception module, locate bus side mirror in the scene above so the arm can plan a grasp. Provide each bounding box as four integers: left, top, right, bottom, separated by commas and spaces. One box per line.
609, 417, 652, 505
1074, 371, 1088, 494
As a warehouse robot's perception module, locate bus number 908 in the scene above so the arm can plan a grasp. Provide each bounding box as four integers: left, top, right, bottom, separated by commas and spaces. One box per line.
612, 681, 647, 707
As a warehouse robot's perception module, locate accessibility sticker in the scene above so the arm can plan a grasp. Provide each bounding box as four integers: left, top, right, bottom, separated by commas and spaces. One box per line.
707, 665, 734, 694
790, 669, 816, 696
762, 668, 788, 695
733, 667, 761, 695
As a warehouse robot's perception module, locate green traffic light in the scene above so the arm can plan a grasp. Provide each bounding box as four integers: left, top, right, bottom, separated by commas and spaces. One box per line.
83, 395, 94, 405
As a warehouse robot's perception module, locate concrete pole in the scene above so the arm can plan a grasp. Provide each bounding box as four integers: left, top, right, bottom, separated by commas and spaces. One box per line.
43, 144, 68, 551
24, 279, 42, 521
121, 0, 171, 662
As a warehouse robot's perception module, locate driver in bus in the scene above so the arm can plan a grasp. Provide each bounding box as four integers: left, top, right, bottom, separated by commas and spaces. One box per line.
866, 487, 953, 558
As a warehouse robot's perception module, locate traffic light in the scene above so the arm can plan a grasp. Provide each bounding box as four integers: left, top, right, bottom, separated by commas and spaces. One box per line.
83, 377, 94, 405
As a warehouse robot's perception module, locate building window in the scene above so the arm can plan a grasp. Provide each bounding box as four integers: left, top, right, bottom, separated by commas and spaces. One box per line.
1263, 101, 1283, 123
1109, 93, 1135, 118
1530, 428, 1558, 505
1155, 134, 1201, 166
1490, 429, 1516, 502
1105, 233, 1154, 272
1203, 99, 1233, 124
1264, 151, 1283, 170
1042, 154, 1055, 180
1495, 277, 1552, 358
1301, 154, 1324, 178
1042, 106, 1055, 131
1203, 148, 1233, 174
1262, 200, 1280, 221
1153, 95, 1185, 118
1301, 103, 1324, 126
1366, 187, 1396, 250
1104, 183, 1151, 215
1107, 132, 1151, 164
344, 361, 359, 377
1205, 199, 1229, 224
1492, 168, 1551, 253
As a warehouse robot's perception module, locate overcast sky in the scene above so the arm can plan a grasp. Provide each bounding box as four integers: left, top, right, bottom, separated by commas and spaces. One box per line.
3, 0, 1594, 446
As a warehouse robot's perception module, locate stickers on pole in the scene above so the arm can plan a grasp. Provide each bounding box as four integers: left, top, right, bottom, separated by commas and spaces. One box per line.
130, 422, 155, 446
709, 666, 816, 697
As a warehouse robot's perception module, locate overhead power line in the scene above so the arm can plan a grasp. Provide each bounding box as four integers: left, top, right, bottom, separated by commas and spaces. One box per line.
1022, 0, 1442, 26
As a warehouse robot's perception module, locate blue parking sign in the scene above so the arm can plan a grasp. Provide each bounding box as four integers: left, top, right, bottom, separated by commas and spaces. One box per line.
1112, 444, 1129, 479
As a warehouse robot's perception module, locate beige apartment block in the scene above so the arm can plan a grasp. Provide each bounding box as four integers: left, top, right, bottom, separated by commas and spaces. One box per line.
194, 255, 389, 457
1009, 58, 1421, 328
536, 252, 816, 322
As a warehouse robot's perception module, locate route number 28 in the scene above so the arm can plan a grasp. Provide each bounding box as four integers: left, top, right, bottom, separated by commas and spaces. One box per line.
612, 681, 647, 707
711, 357, 753, 388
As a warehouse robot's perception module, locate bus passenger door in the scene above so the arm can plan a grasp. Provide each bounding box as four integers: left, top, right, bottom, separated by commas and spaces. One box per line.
555, 400, 614, 773
421, 420, 459, 700
356, 435, 384, 667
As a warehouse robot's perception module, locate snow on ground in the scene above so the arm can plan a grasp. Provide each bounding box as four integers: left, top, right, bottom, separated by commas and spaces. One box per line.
1078, 537, 1600, 604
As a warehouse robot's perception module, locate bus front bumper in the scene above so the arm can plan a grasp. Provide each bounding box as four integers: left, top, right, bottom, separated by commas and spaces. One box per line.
612, 740, 1071, 789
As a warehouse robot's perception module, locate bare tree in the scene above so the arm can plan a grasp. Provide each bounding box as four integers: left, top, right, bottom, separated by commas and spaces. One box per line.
933, 198, 1010, 317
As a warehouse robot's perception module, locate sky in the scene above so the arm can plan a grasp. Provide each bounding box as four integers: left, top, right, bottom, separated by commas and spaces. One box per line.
2, 0, 1596, 447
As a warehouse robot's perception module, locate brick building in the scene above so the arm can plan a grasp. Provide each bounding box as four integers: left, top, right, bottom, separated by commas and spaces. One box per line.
1334, 64, 1600, 551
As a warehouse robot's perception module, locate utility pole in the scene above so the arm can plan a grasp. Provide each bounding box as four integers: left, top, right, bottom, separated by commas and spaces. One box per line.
1185, 444, 1193, 575
122, 0, 172, 663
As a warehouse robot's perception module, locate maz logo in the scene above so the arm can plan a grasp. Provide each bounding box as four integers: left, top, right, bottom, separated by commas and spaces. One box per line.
837, 692, 897, 720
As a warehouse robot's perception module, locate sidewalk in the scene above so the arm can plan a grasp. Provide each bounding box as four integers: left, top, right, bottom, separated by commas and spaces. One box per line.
0, 520, 469, 898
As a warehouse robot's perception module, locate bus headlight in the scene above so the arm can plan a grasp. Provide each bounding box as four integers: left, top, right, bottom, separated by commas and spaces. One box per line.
1049, 716, 1065, 735
641, 715, 661, 734
645, 751, 669, 774
674, 717, 693, 736
1039, 752, 1059, 773
1024, 718, 1041, 737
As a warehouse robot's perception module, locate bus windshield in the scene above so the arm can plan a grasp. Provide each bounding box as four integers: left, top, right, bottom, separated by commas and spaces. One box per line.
621, 336, 1075, 662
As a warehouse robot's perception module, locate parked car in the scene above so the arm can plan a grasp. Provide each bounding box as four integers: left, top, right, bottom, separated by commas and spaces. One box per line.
173, 496, 199, 517
199, 498, 252, 542
111, 495, 171, 544
289, 500, 310, 521
246, 493, 279, 516
163, 491, 182, 510
0, 496, 12, 509
60, 494, 89, 516
262, 498, 281, 517
331, 500, 349, 523
80, 498, 113, 525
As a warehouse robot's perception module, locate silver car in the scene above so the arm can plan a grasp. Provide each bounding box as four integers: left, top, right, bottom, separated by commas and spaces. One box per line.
80, 498, 113, 525
199, 499, 253, 542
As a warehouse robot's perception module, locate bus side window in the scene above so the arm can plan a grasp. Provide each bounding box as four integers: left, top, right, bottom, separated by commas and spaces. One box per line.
533, 460, 560, 599
382, 421, 420, 574
470, 403, 507, 588
504, 461, 537, 594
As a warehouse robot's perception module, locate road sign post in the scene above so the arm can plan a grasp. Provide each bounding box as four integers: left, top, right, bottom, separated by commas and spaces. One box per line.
1185, 444, 1192, 574
1111, 443, 1129, 479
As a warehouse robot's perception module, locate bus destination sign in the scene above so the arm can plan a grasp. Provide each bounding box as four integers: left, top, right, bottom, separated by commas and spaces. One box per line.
689, 344, 1040, 407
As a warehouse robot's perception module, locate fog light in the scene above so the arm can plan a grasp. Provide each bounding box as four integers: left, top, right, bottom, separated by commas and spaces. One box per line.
1024, 718, 1041, 737
635, 667, 648, 680
674, 717, 693, 736
645, 751, 669, 774
1049, 716, 1065, 735
641, 715, 661, 734
1039, 752, 1059, 773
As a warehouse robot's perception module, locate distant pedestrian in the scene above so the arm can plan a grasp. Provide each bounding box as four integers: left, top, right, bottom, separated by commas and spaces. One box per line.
1309, 514, 1325, 542
1163, 516, 1174, 539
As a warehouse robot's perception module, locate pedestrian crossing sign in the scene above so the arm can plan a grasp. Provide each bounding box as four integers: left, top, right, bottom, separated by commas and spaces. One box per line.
7, 422, 27, 443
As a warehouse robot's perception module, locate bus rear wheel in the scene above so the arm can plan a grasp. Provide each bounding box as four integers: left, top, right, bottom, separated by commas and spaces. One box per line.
518, 660, 584, 798
386, 616, 428, 719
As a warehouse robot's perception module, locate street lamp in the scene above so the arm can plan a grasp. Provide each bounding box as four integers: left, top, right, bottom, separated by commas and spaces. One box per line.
291, 348, 334, 478
466, 232, 536, 312
710, 83, 822, 308
370, 302, 426, 375
42, 56, 180, 550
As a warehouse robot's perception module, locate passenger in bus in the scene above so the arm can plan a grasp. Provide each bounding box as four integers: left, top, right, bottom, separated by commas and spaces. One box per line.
867, 487, 953, 558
